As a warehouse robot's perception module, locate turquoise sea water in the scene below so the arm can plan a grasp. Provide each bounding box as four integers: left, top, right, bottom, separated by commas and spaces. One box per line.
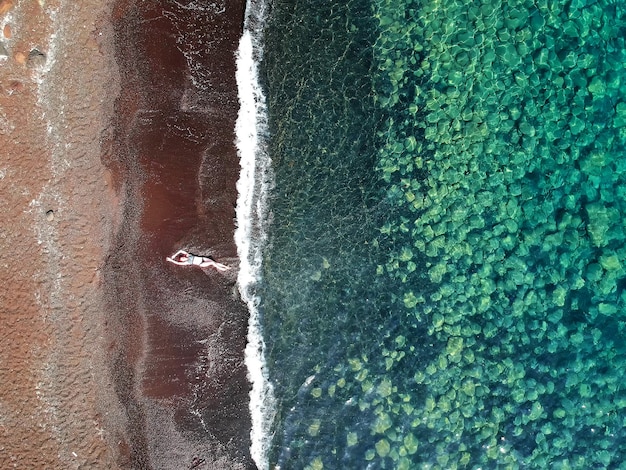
257, 0, 626, 468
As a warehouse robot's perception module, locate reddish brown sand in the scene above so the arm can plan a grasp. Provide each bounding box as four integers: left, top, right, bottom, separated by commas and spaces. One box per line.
0, 0, 121, 467
1, 0, 252, 468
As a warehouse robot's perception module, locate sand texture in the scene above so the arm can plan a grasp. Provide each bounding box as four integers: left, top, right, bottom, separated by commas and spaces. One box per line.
0, 0, 121, 467
0, 0, 252, 468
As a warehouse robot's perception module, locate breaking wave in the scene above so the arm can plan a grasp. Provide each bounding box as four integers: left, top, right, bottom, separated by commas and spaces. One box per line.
234, 0, 275, 468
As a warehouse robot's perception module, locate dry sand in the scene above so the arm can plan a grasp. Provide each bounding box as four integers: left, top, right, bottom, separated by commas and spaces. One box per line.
0, 0, 121, 467
0, 0, 252, 468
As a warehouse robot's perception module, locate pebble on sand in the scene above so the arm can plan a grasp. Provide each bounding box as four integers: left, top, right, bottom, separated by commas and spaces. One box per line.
27, 48, 45, 68
3, 24, 10, 39
46, 210, 54, 221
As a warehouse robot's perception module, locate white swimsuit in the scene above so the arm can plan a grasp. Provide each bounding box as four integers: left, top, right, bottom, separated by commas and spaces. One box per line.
187, 255, 203, 266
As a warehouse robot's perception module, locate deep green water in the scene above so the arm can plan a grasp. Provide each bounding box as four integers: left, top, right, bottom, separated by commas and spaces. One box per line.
261, 0, 626, 468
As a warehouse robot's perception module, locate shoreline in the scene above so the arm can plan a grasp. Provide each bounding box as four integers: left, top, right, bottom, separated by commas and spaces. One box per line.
104, 0, 253, 467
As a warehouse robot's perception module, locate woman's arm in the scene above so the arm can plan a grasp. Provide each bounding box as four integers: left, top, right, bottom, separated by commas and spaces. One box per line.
166, 256, 188, 266
170, 249, 188, 259
167, 249, 190, 265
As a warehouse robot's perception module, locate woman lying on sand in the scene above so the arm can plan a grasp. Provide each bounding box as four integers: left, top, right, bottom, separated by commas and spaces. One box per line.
166, 249, 230, 271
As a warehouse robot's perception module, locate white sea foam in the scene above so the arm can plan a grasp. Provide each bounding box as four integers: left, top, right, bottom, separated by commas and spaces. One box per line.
234, 0, 275, 468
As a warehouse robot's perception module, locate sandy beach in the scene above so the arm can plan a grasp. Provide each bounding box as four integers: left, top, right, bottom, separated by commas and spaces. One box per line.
0, 0, 251, 468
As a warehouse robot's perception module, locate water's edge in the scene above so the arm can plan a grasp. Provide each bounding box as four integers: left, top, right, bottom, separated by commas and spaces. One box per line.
235, 1, 275, 468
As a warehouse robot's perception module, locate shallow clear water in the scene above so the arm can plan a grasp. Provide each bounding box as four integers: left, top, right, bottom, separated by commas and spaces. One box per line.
252, 0, 626, 468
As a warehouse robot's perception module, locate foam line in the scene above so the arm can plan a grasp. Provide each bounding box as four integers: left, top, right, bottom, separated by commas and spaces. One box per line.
234, 0, 275, 467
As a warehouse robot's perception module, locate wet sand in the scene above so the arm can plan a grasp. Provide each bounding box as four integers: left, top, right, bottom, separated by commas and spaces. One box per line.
1, 0, 252, 468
